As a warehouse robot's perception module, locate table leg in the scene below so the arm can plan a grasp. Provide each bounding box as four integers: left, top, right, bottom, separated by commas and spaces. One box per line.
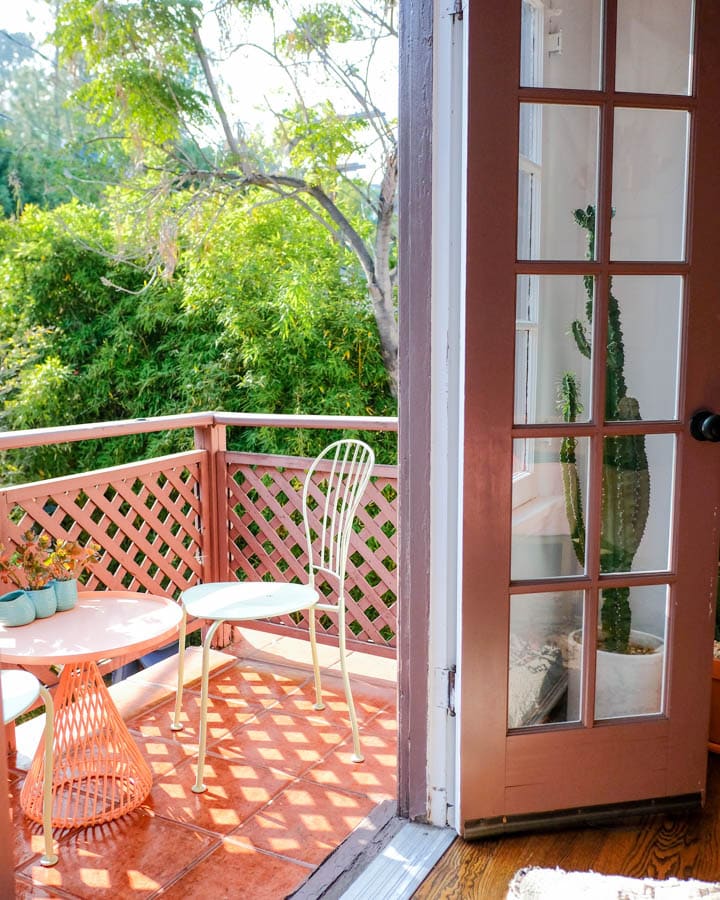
20, 660, 153, 828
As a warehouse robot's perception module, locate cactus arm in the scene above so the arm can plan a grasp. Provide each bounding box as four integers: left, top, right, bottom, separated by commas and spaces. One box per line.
559, 372, 586, 568
571, 320, 592, 359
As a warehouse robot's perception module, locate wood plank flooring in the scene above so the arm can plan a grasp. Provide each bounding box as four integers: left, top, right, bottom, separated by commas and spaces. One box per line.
413, 753, 720, 899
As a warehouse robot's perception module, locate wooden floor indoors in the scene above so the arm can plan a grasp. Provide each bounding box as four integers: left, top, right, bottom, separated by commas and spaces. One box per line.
414, 753, 720, 899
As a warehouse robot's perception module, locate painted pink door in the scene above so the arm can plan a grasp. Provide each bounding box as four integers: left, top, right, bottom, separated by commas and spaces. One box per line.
460, 0, 720, 835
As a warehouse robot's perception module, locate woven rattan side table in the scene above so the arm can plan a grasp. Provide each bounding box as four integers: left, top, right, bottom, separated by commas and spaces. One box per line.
0, 591, 182, 828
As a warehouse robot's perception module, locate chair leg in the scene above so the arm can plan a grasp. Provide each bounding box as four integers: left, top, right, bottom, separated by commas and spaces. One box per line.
37, 686, 58, 867
171, 608, 188, 732
337, 611, 364, 764
308, 607, 324, 711
193, 620, 223, 794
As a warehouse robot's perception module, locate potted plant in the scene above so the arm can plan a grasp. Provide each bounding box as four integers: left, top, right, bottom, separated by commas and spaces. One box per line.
561, 206, 662, 719
47, 539, 100, 610
0, 531, 57, 618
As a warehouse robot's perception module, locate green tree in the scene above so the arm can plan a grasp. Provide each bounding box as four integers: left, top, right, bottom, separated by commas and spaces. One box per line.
52, 0, 399, 396
0, 193, 394, 481
0, 25, 131, 215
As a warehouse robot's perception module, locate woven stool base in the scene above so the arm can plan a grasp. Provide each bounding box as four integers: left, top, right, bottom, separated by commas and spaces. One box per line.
21, 659, 152, 828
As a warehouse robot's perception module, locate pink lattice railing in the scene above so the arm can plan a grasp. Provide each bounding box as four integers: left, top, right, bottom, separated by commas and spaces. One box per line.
0, 413, 399, 678
0, 450, 207, 688
0, 452, 205, 598
225, 452, 398, 655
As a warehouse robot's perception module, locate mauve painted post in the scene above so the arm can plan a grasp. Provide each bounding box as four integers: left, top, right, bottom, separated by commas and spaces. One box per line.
193, 420, 232, 645
0, 692, 16, 897
398, 0, 434, 821
0, 492, 18, 756
0, 489, 9, 553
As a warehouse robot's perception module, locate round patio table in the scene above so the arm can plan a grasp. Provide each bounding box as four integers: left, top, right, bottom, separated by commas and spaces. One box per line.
0, 590, 182, 828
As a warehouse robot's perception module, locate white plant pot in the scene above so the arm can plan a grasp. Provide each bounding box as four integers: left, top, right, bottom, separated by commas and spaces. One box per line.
568, 629, 664, 720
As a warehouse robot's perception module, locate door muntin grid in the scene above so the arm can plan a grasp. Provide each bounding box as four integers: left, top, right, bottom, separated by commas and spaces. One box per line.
509, 0, 694, 729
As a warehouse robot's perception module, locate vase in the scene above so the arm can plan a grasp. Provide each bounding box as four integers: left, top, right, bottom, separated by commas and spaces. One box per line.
53, 578, 79, 611
0, 590, 36, 627
27, 584, 57, 619
568, 629, 664, 720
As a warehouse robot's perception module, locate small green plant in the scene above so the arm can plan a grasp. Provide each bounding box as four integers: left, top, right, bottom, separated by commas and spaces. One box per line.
559, 206, 650, 653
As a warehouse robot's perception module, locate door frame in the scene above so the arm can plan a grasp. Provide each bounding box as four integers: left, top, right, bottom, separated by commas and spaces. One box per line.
398, 0, 468, 828
398, 0, 434, 824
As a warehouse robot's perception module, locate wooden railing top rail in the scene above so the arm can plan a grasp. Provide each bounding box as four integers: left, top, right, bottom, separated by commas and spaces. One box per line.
0, 412, 399, 451
213, 412, 399, 431
0, 451, 205, 499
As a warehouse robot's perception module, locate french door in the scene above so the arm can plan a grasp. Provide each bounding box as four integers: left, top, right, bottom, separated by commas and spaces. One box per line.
460, 0, 720, 835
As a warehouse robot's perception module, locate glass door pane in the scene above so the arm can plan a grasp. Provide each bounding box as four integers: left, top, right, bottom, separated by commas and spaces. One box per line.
604, 277, 682, 422
512, 437, 589, 580
514, 275, 595, 426
517, 104, 599, 261
616, 0, 695, 95
611, 108, 690, 262
508, 590, 584, 729
520, 0, 603, 91
593, 585, 668, 719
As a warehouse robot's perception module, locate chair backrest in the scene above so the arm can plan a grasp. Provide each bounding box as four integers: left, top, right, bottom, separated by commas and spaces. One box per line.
302, 439, 374, 594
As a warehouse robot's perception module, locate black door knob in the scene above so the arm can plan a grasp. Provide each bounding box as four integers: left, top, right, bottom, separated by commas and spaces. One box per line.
690, 409, 720, 442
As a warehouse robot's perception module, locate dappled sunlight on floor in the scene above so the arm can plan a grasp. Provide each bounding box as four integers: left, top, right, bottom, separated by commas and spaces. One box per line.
9, 629, 397, 898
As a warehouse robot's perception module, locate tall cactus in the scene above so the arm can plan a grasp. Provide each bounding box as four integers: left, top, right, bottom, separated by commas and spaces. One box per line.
560, 206, 650, 653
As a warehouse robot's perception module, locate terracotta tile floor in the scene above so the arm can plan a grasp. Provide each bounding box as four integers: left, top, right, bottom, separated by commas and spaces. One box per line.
8, 628, 398, 899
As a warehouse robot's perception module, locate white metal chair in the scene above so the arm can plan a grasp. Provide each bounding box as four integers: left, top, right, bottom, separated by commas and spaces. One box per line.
171, 438, 375, 793
2, 669, 58, 866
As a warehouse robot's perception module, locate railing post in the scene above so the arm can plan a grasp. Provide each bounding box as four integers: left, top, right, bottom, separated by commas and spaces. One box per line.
0, 489, 9, 548
193, 420, 229, 585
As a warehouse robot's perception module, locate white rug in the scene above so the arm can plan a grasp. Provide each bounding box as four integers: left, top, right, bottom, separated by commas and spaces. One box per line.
507, 867, 720, 899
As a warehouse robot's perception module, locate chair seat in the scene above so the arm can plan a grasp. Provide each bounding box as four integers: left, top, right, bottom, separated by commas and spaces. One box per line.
181, 581, 318, 622
1, 669, 42, 724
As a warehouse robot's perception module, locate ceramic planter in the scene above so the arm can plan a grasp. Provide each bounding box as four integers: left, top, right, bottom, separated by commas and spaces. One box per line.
27, 584, 57, 619
0, 590, 36, 627
53, 577, 79, 611
568, 629, 665, 720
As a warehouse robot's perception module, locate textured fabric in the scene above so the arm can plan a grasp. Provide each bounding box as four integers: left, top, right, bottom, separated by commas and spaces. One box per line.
506, 867, 720, 899
507, 637, 566, 728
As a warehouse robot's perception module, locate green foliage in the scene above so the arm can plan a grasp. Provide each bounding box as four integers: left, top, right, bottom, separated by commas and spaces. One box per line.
0, 194, 395, 483
180, 190, 395, 456
50, 0, 400, 394
559, 206, 650, 653
282, 102, 367, 187
279, 4, 358, 55
55, 0, 209, 146
0, 29, 131, 214
0, 0, 397, 485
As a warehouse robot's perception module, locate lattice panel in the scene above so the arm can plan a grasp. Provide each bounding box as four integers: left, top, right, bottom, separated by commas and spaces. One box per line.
226, 454, 398, 650
0, 452, 205, 599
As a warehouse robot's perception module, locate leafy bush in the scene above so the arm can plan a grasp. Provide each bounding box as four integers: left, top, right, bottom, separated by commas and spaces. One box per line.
0, 193, 396, 483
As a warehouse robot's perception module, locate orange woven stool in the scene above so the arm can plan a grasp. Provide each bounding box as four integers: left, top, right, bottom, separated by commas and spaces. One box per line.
21, 659, 152, 828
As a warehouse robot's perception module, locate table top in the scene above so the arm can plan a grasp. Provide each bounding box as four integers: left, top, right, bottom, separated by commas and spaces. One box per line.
0, 591, 182, 666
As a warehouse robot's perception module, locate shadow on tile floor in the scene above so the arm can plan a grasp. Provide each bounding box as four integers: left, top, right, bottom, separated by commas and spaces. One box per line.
9, 629, 397, 899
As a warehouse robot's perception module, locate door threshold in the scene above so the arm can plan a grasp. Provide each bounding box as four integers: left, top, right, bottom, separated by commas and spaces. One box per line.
338, 821, 455, 899
290, 801, 455, 900
464, 792, 702, 839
